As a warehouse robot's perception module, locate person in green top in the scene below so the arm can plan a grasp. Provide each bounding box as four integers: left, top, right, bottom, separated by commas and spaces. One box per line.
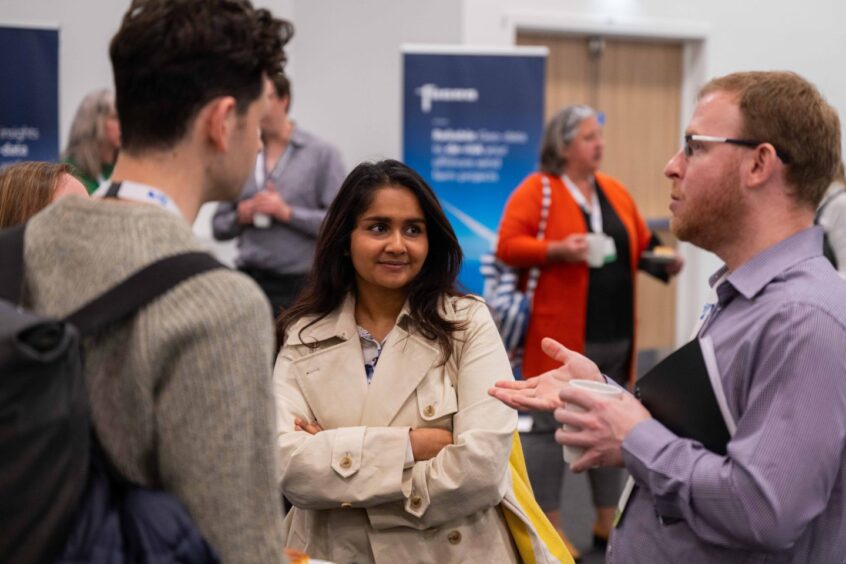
61, 88, 121, 194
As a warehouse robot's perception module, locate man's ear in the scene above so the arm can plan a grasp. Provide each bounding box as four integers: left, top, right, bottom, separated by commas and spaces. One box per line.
746, 143, 781, 189
201, 96, 238, 152
281, 95, 291, 115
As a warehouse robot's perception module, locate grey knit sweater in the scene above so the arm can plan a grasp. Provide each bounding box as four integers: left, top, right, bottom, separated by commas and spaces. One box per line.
23, 196, 284, 563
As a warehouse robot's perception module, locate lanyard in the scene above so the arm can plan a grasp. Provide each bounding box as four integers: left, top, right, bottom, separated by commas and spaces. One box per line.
254, 145, 293, 191
99, 181, 183, 217
690, 270, 730, 338
563, 174, 603, 233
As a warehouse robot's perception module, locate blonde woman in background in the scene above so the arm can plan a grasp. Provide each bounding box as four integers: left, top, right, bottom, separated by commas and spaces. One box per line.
0, 161, 87, 228
61, 89, 121, 194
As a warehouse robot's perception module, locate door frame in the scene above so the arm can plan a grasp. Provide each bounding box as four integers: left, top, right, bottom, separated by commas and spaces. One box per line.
503, 10, 711, 347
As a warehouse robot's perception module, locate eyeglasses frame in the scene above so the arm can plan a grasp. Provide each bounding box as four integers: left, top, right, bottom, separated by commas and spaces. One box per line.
684, 134, 791, 164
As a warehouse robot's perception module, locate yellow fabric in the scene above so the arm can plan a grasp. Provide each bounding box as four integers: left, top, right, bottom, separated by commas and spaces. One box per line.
503, 433, 574, 564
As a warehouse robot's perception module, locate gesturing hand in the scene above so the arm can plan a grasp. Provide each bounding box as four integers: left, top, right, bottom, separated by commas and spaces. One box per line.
488, 337, 603, 411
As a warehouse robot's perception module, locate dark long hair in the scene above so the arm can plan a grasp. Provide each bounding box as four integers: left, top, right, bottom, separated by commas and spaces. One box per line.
277, 159, 465, 361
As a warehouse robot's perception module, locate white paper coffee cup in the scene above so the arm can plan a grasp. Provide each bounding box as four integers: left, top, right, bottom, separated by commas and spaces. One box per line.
562, 379, 623, 464
253, 212, 271, 228
585, 233, 606, 268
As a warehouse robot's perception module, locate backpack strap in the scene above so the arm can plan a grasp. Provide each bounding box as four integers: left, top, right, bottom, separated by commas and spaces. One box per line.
523, 176, 553, 304
66, 252, 225, 336
0, 215, 223, 333
0, 223, 26, 303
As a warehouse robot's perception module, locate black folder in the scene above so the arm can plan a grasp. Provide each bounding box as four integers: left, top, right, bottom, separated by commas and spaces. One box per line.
634, 339, 732, 455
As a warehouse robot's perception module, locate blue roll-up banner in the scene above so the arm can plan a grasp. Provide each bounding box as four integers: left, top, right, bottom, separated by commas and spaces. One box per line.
0, 24, 60, 166
402, 46, 547, 294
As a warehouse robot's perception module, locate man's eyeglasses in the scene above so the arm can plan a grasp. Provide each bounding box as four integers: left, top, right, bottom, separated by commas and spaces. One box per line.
684, 134, 791, 164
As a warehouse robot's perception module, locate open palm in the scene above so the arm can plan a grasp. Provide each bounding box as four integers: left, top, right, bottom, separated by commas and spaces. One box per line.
488, 338, 602, 411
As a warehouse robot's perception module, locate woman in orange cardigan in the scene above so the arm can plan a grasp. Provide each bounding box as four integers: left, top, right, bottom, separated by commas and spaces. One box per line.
497, 105, 682, 558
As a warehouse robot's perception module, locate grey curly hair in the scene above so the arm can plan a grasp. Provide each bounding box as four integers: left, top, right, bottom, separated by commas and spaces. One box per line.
539, 104, 597, 175
61, 89, 116, 181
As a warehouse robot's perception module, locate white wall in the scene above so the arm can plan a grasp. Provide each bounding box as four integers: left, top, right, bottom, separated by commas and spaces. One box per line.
289, 0, 462, 167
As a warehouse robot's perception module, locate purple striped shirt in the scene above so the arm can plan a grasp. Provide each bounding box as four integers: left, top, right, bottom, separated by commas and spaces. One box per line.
610, 227, 846, 563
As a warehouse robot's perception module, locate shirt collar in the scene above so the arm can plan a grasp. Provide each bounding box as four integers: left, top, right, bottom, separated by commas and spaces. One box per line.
288, 123, 306, 149
711, 227, 824, 303
287, 293, 414, 344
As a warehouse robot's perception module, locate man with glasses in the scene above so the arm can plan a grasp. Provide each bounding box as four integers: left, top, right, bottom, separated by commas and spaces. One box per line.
490, 71, 846, 561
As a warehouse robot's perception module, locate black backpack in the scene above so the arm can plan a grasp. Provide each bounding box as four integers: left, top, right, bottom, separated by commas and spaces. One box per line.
0, 223, 223, 563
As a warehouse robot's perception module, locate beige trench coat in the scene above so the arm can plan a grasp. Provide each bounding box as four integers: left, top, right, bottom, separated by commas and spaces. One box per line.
274, 295, 520, 563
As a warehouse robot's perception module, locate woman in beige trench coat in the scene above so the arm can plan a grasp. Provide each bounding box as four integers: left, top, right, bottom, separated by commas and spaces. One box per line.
274, 160, 520, 563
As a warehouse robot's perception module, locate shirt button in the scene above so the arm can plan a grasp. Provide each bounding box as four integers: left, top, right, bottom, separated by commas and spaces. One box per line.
340, 455, 352, 469
341, 502, 352, 509
447, 530, 462, 545
410, 495, 422, 508
423, 404, 435, 417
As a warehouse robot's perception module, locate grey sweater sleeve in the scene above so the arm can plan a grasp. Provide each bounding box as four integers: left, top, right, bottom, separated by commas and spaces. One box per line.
151, 273, 284, 563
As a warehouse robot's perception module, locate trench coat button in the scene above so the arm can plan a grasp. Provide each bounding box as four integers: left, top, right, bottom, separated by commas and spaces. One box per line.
410, 495, 422, 508
341, 502, 353, 509
447, 530, 462, 545
423, 404, 435, 417
340, 455, 352, 469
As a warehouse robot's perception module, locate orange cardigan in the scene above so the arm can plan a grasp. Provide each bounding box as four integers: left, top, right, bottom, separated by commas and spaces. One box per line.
496, 172, 652, 378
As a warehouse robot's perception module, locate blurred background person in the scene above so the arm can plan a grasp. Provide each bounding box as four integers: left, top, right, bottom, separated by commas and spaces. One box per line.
496, 104, 683, 558
0, 161, 87, 228
61, 89, 121, 194
274, 160, 525, 563
213, 73, 345, 318
817, 161, 846, 278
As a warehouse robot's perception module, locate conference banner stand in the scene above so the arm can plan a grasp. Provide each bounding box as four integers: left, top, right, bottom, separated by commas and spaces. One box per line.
402, 44, 547, 293
0, 22, 59, 166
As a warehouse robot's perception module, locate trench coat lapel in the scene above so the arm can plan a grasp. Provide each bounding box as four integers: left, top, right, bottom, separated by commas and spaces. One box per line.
288, 295, 368, 428
359, 319, 441, 426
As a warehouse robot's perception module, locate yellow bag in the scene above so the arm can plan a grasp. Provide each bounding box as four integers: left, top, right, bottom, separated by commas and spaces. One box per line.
501, 433, 574, 564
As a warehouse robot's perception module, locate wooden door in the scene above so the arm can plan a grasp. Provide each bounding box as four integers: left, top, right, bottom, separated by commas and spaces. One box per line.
517, 33, 683, 354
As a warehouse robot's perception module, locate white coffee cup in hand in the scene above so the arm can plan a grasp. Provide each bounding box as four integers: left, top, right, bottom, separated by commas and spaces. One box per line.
585, 233, 607, 268
253, 212, 271, 228
562, 379, 623, 464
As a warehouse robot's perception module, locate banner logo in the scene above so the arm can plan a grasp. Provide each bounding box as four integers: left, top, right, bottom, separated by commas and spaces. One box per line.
415, 83, 479, 113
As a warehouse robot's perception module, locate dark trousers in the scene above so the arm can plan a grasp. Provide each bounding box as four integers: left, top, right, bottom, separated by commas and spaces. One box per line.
239, 267, 308, 319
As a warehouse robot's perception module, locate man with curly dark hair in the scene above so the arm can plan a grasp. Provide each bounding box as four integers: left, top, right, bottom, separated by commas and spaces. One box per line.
21, 1, 293, 561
